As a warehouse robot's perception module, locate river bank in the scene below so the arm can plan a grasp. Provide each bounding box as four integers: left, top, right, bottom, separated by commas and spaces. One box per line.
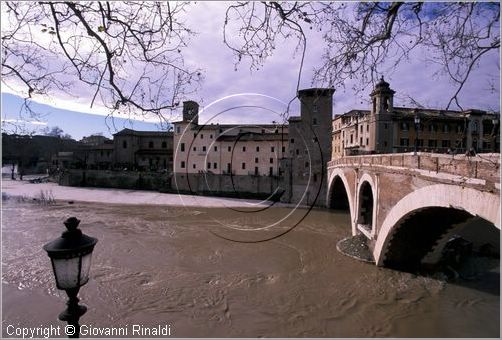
1, 178, 284, 208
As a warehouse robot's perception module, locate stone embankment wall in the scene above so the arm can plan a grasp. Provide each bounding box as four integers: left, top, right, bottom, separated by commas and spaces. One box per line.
59, 170, 171, 191
172, 173, 284, 200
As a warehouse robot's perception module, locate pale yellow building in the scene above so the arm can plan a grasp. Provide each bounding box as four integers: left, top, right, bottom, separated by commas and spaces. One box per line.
173, 101, 289, 194
332, 78, 500, 159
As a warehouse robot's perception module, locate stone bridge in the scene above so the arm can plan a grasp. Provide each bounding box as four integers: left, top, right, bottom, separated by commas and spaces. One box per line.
327, 152, 500, 269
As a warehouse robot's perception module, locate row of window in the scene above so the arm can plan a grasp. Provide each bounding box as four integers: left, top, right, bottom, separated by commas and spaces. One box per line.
179, 161, 278, 173
122, 140, 168, 149
400, 122, 463, 133
176, 126, 285, 135
399, 139, 454, 148
180, 143, 286, 153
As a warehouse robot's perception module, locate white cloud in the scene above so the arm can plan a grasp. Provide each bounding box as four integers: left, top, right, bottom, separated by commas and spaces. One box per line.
2, 118, 48, 126
2, 1, 499, 127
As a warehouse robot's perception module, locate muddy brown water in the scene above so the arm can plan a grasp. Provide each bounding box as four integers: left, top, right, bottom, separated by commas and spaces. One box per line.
1, 200, 499, 337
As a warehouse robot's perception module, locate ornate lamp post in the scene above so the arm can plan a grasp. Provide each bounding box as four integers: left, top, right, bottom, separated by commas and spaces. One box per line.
414, 114, 421, 155
43, 217, 98, 338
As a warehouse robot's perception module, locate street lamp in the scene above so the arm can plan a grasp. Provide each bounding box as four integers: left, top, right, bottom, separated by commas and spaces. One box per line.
43, 217, 98, 338
414, 114, 421, 155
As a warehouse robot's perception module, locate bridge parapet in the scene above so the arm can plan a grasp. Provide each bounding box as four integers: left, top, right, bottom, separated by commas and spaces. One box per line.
328, 152, 500, 192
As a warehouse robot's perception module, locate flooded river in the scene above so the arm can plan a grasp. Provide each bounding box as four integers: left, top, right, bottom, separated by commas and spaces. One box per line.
1, 200, 499, 337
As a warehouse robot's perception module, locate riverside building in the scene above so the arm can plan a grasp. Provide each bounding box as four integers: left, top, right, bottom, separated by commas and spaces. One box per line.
332, 77, 500, 159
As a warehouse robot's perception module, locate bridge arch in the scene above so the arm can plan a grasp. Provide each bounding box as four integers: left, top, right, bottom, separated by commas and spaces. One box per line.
327, 169, 354, 231
374, 184, 501, 266
355, 173, 377, 238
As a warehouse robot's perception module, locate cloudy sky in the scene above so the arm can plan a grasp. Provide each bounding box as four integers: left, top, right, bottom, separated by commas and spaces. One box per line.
1, 2, 500, 140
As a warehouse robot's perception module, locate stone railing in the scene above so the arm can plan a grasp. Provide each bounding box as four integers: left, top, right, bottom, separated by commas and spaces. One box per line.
328, 152, 500, 184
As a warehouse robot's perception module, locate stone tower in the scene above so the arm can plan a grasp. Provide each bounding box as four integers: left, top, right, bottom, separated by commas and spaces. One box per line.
283, 88, 334, 207
182, 100, 199, 124
369, 77, 395, 153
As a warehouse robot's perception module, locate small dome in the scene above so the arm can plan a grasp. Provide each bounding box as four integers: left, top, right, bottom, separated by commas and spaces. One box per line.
376, 76, 390, 88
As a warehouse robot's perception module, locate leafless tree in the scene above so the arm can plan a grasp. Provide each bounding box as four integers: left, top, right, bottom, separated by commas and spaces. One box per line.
1, 1, 202, 121
224, 2, 500, 110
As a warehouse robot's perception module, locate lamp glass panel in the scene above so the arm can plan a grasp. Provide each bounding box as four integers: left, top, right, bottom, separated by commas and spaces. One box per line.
52, 257, 80, 289
79, 253, 93, 286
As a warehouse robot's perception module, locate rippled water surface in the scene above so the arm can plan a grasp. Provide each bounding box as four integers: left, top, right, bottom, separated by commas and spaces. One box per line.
2, 200, 499, 337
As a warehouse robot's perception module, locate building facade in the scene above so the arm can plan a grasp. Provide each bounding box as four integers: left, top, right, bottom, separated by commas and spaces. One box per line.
172, 101, 290, 198
113, 129, 173, 171
283, 88, 334, 207
172, 88, 334, 207
332, 78, 500, 159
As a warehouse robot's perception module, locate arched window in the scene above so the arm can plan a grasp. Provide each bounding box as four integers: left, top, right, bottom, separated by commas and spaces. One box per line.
383, 97, 389, 110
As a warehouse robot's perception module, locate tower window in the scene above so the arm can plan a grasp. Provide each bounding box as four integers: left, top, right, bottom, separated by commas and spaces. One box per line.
180, 143, 185, 152
255, 157, 259, 163
271, 146, 275, 152
149, 141, 154, 148
242, 146, 246, 152
313, 117, 318, 125
242, 162, 246, 170
228, 146, 231, 152
181, 161, 185, 168
202, 146, 207, 152
256, 146, 260, 152
162, 141, 167, 148
122, 140, 127, 149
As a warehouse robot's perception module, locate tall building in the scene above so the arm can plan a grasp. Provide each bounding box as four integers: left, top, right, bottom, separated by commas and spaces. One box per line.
332, 78, 500, 159
283, 88, 335, 207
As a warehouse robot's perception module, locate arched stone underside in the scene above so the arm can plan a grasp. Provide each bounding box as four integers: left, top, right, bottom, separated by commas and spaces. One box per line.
358, 181, 374, 226
382, 207, 474, 271
327, 169, 354, 225
374, 184, 501, 266
328, 176, 350, 211
355, 173, 377, 238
